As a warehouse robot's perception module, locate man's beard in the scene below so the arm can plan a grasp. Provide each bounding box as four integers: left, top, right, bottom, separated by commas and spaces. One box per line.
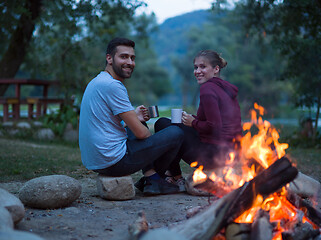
112, 62, 134, 79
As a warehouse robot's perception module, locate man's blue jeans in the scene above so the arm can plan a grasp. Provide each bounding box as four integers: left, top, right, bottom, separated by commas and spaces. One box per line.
94, 124, 184, 177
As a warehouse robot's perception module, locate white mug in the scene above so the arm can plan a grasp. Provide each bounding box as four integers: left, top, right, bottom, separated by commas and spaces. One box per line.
171, 109, 183, 123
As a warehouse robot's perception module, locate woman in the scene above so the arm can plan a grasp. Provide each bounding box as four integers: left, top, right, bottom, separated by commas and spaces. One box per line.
155, 50, 242, 192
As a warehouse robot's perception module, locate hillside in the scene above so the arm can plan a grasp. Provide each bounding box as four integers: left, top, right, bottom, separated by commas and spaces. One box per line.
152, 10, 211, 69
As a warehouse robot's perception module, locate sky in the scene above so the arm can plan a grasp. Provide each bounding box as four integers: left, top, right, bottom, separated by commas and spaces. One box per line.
137, 0, 213, 24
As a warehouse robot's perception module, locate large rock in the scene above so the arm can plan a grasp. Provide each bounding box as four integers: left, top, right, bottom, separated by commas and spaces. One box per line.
63, 123, 78, 142
96, 175, 135, 200
0, 207, 14, 231
0, 188, 25, 224
19, 175, 82, 209
140, 229, 187, 240
0, 230, 44, 240
34, 128, 55, 140
17, 122, 31, 129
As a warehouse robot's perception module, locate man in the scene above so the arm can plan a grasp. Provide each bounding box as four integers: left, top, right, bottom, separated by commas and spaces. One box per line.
79, 37, 184, 195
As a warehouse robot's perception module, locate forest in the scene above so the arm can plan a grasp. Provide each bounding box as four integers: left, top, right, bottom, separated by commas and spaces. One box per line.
0, 0, 320, 138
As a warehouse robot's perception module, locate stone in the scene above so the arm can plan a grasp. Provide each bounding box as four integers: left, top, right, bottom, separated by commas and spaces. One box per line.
289, 172, 321, 198
63, 123, 78, 142
32, 121, 43, 127
19, 175, 82, 209
96, 175, 135, 200
0, 230, 44, 240
16, 122, 31, 129
0, 188, 25, 224
0, 207, 14, 231
7, 129, 19, 136
34, 128, 55, 140
2, 122, 14, 127
140, 229, 187, 240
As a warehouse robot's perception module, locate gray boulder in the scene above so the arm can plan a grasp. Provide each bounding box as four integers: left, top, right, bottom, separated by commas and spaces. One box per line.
0, 230, 44, 240
0, 207, 14, 231
0, 188, 25, 224
17, 122, 31, 129
19, 175, 82, 209
63, 123, 78, 142
34, 128, 55, 140
141, 229, 187, 240
32, 121, 43, 127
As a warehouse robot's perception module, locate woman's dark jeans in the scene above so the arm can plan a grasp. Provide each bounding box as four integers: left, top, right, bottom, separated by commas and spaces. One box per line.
154, 118, 227, 177
94, 123, 184, 177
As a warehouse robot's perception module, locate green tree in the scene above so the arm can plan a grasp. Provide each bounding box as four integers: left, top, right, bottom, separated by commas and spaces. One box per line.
0, 0, 144, 98
126, 13, 172, 106
235, 0, 321, 136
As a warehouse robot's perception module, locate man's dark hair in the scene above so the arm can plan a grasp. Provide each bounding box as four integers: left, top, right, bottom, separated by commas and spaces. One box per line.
106, 37, 135, 57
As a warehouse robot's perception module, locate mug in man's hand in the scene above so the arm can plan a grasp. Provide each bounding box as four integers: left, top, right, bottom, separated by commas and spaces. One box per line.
148, 106, 159, 118
171, 109, 183, 123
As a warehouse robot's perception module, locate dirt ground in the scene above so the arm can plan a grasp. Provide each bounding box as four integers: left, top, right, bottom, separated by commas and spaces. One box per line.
0, 177, 213, 240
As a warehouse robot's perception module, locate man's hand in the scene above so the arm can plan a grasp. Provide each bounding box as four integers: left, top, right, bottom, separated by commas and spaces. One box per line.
119, 110, 151, 139
182, 111, 195, 127
135, 105, 150, 122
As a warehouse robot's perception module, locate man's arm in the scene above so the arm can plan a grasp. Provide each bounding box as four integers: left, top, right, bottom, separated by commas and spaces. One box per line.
119, 110, 151, 139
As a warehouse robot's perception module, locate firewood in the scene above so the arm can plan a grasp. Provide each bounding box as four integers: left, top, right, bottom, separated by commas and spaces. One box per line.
289, 172, 321, 198
286, 190, 321, 227
281, 222, 320, 240
250, 209, 273, 240
225, 223, 251, 240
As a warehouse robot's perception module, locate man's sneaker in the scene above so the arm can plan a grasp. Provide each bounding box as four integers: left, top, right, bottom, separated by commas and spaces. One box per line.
134, 177, 145, 192
143, 177, 179, 196
165, 176, 186, 192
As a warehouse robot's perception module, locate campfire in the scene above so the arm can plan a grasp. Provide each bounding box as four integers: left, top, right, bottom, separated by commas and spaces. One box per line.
129, 103, 321, 240
186, 103, 321, 239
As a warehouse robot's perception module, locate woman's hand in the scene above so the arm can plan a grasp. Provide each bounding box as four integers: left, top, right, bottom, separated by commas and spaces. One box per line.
135, 105, 150, 122
182, 111, 194, 127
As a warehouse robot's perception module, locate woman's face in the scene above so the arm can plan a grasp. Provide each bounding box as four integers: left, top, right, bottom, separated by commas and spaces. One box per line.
193, 56, 219, 85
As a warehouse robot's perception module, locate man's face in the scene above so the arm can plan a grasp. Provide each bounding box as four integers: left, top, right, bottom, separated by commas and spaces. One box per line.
110, 45, 136, 80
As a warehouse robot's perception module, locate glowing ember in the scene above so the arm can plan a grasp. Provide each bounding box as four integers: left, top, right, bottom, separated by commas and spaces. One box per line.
191, 103, 318, 238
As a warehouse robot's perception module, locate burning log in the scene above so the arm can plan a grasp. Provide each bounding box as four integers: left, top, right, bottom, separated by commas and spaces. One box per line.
281, 221, 320, 240
172, 157, 298, 240
286, 190, 321, 228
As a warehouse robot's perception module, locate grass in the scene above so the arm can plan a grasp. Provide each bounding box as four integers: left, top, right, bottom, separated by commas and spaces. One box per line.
0, 121, 320, 183
0, 138, 89, 182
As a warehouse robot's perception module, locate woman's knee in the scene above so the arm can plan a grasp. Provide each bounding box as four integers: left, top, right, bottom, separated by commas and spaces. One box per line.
154, 117, 171, 132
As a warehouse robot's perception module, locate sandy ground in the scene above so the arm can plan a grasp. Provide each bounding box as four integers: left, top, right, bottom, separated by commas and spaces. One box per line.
0, 178, 213, 240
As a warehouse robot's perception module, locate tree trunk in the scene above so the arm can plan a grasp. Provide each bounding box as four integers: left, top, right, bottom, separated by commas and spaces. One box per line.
0, 0, 42, 96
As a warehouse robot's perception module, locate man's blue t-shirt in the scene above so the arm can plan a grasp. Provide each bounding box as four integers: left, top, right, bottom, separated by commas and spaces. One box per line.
79, 71, 134, 170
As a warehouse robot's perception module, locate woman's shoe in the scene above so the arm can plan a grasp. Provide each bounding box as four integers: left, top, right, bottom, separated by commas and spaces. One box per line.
165, 176, 186, 192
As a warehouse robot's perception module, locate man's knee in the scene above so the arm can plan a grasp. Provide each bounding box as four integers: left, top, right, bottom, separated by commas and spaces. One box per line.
167, 125, 184, 143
